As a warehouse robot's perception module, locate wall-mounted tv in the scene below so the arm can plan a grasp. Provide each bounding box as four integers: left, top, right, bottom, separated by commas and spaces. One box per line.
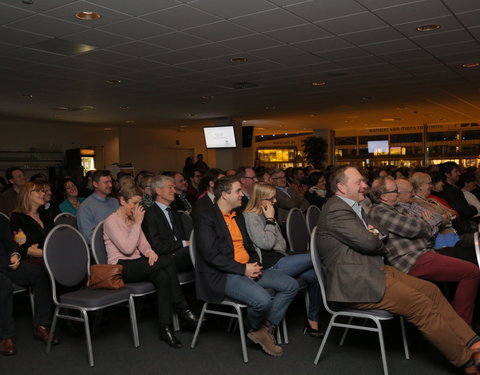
367, 140, 389, 154
203, 126, 237, 149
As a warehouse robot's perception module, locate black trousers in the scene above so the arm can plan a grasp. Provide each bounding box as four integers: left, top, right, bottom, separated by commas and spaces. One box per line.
118, 256, 188, 328
437, 233, 478, 265
0, 262, 53, 338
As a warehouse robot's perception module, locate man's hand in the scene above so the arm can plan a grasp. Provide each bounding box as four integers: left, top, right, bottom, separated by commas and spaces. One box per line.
245, 262, 263, 279
9, 254, 20, 270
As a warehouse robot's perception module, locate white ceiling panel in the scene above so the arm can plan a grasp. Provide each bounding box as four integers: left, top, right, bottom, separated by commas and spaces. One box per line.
286, 0, 366, 22
265, 23, 332, 43
0, 26, 47, 45
231, 8, 307, 32
373, 0, 451, 24
189, 0, 276, 19
146, 32, 208, 50
7, 14, 88, 37
99, 18, 174, 39
141, 5, 221, 30
88, 0, 180, 16
316, 12, 387, 34
107, 41, 169, 58
341, 27, 404, 45
220, 34, 282, 51
184, 21, 254, 42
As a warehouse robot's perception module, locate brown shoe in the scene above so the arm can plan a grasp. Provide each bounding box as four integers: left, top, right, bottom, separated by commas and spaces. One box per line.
469, 340, 480, 366
34, 326, 60, 345
0, 338, 16, 356
247, 326, 283, 357
464, 364, 480, 375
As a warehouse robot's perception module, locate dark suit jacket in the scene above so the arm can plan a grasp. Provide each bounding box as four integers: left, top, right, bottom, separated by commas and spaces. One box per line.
193, 204, 260, 303
316, 196, 387, 304
0, 214, 17, 272
142, 203, 187, 256
170, 193, 197, 212
191, 194, 214, 221
275, 187, 309, 226
442, 182, 477, 219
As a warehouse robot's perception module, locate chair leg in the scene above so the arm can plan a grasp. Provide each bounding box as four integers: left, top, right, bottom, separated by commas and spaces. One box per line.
91, 310, 103, 337
399, 316, 410, 359
46, 306, 59, 353
81, 309, 95, 367
314, 316, 335, 365
233, 303, 248, 363
375, 319, 389, 375
276, 322, 282, 344
282, 317, 289, 344
339, 316, 353, 346
29, 290, 35, 324
172, 312, 180, 332
128, 296, 140, 348
191, 303, 208, 348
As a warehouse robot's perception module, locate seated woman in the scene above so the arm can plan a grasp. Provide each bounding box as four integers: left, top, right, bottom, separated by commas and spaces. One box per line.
103, 184, 197, 349
41, 182, 60, 224
59, 178, 85, 216
10, 182, 55, 266
304, 171, 328, 210
243, 182, 323, 337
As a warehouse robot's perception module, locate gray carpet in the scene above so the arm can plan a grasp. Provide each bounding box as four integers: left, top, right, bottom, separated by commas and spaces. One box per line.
5, 287, 460, 375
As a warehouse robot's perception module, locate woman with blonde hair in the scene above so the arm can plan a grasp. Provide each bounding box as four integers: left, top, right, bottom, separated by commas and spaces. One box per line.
10, 181, 54, 265
243, 182, 323, 337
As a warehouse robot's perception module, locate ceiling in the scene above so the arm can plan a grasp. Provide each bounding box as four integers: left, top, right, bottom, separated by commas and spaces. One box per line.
1, 0, 480, 132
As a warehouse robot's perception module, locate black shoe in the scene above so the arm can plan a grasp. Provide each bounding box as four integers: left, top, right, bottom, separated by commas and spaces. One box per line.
179, 309, 199, 328
303, 320, 324, 338
159, 327, 182, 348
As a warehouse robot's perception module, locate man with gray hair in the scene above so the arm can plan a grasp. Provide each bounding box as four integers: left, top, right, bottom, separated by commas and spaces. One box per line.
142, 174, 198, 346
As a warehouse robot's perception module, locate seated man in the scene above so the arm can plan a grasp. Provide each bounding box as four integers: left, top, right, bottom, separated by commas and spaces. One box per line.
0, 167, 27, 217
77, 170, 119, 244
318, 165, 480, 375
193, 176, 299, 357
0, 214, 58, 355
270, 168, 309, 228
191, 168, 224, 217
236, 166, 258, 212
370, 176, 480, 326
169, 172, 196, 214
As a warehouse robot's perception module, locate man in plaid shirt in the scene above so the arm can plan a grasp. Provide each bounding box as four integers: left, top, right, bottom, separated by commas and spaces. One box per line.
369, 176, 480, 326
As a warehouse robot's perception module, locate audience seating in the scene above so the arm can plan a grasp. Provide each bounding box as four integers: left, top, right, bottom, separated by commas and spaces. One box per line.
305, 205, 321, 235
43, 224, 139, 367
53, 212, 77, 228
12, 283, 35, 322
474, 231, 480, 267
286, 208, 310, 252
189, 230, 250, 363
310, 226, 410, 375
0, 211, 9, 221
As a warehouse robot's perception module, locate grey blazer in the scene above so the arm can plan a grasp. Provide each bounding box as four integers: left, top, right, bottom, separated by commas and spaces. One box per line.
275, 187, 309, 226
316, 195, 387, 304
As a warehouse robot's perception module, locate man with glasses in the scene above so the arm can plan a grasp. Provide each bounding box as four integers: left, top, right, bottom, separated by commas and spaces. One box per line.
236, 166, 258, 212
369, 176, 480, 327
270, 169, 309, 228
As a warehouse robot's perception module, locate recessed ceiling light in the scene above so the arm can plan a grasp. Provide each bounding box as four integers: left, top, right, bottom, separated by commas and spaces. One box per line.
125, 120, 135, 124
230, 57, 248, 63
56, 106, 74, 111
201, 95, 214, 100
462, 62, 480, 68
104, 128, 112, 131
21, 93, 33, 99
416, 24, 441, 32
381, 118, 396, 122
75, 11, 102, 21
362, 96, 372, 101
311, 81, 326, 86
179, 125, 188, 128
105, 79, 121, 84
119, 105, 129, 109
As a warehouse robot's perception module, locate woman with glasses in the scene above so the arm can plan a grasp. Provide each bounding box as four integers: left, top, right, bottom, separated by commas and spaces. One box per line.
10, 182, 55, 266
59, 178, 85, 215
243, 182, 323, 337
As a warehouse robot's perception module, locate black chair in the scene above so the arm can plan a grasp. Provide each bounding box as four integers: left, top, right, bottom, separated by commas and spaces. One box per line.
43, 224, 139, 367
286, 208, 310, 252
310, 226, 410, 375
189, 230, 250, 363
306, 205, 321, 235
53, 212, 77, 228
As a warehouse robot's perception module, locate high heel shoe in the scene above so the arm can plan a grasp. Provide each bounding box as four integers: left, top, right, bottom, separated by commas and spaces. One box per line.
303, 320, 324, 338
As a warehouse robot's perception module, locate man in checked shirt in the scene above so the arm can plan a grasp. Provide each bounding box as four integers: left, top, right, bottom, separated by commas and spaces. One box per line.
369, 175, 480, 327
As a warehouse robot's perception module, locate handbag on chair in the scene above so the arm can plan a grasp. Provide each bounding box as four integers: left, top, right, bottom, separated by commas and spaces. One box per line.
87, 264, 125, 289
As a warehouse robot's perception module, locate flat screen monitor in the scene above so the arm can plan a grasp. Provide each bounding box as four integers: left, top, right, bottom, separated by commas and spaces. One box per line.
203, 126, 237, 149
367, 140, 389, 154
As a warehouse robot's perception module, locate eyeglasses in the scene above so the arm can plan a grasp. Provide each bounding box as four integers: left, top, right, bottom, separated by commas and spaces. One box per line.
383, 188, 399, 194
31, 188, 47, 193
272, 175, 286, 180
243, 176, 257, 180
264, 197, 276, 202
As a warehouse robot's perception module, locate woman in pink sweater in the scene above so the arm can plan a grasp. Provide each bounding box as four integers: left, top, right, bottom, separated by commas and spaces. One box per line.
103, 184, 193, 348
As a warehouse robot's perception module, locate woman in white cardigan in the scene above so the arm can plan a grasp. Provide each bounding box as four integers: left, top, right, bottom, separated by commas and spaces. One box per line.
243, 182, 322, 337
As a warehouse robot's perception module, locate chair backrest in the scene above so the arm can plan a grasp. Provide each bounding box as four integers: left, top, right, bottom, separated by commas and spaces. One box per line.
44, 224, 90, 303
474, 232, 480, 267
179, 211, 193, 237
91, 220, 107, 264
54, 212, 77, 228
310, 226, 335, 315
189, 230, 196, 268
286, 208, 310, 252
306, 205, 321, 235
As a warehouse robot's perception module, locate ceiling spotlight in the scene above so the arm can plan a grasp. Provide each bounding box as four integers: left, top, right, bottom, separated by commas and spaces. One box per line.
311, 81, 326, 86
230, 57, 248, 63
125, 120, 135, 124
462, 62, 480, 68
75, 11, 102, 20
21, 93, 33, 99
104, 128, 112, 131
119, 105, 129, 109
201, 95, 214, 100
105, 79, 121, 84
416, 24, 441, 32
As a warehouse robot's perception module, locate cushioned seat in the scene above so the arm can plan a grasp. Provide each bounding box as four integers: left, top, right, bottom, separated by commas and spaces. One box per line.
60, 288, 130, 308
124, 282, 156, 295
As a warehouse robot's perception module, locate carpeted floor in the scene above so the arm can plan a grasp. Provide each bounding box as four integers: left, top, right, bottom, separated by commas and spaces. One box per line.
3, 285, 461, 375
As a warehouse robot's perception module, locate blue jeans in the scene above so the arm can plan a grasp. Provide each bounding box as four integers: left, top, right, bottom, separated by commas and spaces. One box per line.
268, 253, 321, 322
224, 269, 299, 329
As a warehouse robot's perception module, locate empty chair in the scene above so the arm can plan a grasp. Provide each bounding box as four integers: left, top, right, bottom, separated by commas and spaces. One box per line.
310, 226, 409, 375
306, 205, 321, 235
43, 224, 139, 367
286, 208, 310, 252
189, 230, 250, 363
53, 212, 77, 228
